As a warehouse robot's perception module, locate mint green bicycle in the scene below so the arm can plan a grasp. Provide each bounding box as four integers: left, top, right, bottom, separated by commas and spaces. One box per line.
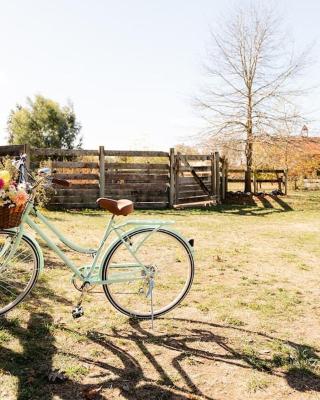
0, 162, 194, 320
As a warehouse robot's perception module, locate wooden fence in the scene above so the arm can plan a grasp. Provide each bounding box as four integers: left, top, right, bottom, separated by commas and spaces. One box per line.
0, 145, 289, 208
227, 168, 288, 194
0, 145, 225, 209
303, 179, 320, 190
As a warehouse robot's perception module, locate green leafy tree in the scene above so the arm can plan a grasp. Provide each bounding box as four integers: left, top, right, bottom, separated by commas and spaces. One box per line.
7, 95, 82, 148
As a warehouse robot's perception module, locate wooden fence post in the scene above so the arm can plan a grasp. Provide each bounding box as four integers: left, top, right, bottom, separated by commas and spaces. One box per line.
277, 172, 282, 191
211, 153, 216, 197
253, 170, 257, 193
99, 146, 105, 198
225, 159, 228, 195
175, 153, 180, 204
284, 169, 288, 195
23, 144, 31, 170
221, 157, 226, 200
169, 148, 175, 208
215, 152, 220, 203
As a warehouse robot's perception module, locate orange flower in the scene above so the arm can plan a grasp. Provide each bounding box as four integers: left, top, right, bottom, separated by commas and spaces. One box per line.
14, 191, 28, 206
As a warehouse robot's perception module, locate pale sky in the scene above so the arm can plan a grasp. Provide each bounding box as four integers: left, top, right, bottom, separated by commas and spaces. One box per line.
0, 0, 319, 150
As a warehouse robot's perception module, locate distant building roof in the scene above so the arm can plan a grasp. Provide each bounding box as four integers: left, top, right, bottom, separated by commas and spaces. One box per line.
290, 136, 320, 156
255, 135, 320, 156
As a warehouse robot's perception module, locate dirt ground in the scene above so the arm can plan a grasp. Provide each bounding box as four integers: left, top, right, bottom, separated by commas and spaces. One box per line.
0, 191, 319, 400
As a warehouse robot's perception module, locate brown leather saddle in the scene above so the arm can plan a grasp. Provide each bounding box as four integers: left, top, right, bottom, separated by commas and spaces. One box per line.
96, 198, 134, 216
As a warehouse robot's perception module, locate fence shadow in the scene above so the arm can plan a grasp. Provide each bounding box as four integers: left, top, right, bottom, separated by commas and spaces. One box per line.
214, 194, 293, 216
136, 195, 294, 217
268, 195, 293, 211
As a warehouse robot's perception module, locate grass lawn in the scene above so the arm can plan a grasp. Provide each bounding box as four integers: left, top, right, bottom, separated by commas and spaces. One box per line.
0, 191, 319, 400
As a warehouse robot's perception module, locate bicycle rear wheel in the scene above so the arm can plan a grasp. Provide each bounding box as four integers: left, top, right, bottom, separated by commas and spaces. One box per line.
0, 230, 40, 315
102, 228, 194, 319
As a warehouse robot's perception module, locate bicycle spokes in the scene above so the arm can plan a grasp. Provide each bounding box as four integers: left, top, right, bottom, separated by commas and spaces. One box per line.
103, 228, 194, 319
0, 232, 39, 316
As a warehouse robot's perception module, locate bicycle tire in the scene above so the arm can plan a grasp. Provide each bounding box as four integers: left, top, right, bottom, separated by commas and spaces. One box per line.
102, 228, 194, 319
0, 230, 40, 316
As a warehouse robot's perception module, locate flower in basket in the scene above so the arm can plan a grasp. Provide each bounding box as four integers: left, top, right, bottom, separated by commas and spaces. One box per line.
0, 169, 29, 208
0, 170, 11, 188
13, 190, 28, 206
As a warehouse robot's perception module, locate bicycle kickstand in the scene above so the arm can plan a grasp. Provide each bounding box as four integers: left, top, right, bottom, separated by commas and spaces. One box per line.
147, 277, 155, 330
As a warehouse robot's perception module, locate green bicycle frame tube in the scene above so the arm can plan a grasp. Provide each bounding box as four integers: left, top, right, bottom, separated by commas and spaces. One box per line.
35, 210, 96, 254
6, 199, 183, 285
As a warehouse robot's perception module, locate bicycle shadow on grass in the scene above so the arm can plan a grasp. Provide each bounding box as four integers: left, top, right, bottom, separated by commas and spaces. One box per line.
59, 317, 320, 399
0, 273, 199, 400
127, 318, 319, 394
0, 311, 56, 400
0, 280, 75, 400
0, 312, 199, 400
1, 310, 319, 399
133, 317, 318, 393
0, 311, 92, 400
59, 325, 216, 400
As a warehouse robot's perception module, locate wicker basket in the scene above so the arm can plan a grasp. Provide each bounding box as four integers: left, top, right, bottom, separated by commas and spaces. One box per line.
0, 205, 26, 229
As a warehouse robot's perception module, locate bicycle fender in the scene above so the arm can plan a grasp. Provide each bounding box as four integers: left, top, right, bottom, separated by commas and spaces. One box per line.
123, 225, 195, 254
100, 226, 194, 275
4, 228, 45, 273
160, 227, 195, 255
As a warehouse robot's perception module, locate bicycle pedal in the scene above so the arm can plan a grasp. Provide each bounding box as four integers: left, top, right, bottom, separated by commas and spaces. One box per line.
72, 306, 84, 319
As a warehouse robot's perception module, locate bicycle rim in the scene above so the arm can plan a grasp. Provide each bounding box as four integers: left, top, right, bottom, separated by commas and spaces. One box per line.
0, 230, 39, 315
102, 228, 194, 318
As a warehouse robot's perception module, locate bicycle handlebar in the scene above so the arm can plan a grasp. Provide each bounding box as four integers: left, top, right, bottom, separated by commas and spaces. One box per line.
11, 154, 71, 190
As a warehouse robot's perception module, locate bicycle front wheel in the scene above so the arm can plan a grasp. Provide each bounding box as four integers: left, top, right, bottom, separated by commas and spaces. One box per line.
0, 230, 40, 316
102, 228, 194, 319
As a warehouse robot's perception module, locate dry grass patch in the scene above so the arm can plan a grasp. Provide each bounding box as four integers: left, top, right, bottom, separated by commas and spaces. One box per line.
0, 191, 319, 399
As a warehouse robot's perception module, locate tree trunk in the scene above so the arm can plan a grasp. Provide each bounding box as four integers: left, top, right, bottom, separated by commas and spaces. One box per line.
245, 86, 253, 192
244, 141, 253, 192
244, 170, 252, 192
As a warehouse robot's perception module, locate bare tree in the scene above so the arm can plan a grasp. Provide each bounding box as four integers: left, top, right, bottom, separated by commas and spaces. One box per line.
197, 3, 311, 191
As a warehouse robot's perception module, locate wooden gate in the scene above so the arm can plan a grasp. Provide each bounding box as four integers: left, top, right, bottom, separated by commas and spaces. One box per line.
174, 152, 224, 206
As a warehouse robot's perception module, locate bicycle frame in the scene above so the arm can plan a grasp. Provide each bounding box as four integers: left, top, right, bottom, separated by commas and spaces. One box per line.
7, 199, 175, 286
